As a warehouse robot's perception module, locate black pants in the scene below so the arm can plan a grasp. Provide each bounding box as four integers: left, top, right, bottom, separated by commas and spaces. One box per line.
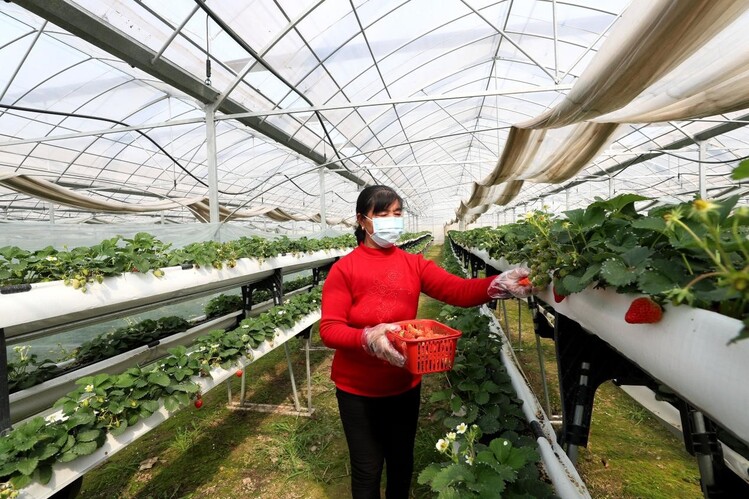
336, 384, 421, 499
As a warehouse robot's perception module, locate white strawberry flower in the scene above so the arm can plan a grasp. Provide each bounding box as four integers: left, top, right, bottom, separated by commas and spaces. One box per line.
45, 413, 62, 424
456, 423, 468, 434
446, 432, 457, 441
84, 384, 94, 393
465, 455, 474, 465
45, 255, 58, 262
436, 439, 449, 453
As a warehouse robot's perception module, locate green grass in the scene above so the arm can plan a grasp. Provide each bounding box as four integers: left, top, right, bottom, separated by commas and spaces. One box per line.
494, 299, 702, 499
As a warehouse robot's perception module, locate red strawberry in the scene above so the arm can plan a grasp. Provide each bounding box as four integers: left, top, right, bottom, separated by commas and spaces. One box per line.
235, 369, 243, 378
552, 287, 566, 303
518, 277, 531, 287
194, 399, 203, 409
624, 297, 663, 324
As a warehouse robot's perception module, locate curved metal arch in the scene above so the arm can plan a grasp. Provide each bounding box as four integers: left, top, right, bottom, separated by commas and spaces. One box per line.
315, 56, 555, 163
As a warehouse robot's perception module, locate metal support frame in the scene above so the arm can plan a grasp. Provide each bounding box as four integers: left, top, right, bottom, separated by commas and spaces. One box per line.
240, 269, 284, 320
0, 328, 10, 434
468, 253, 484, 279
205, 105, 219, 225
528, 297, 556, 421
659, 398, 749, 497
227, 323, 315, 417
229, 273, 315, 417
553, 313, 653, 464
484, 263, 500, 310
319, 166, 327, 231
699, 140, 708, 199
312, 258, 338, 287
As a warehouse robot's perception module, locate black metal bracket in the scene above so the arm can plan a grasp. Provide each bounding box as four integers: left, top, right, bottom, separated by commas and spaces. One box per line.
295, 324, 313, 340
240, 269, 284, 319
528, 296, 555, 339
312, 257, 338, 287
484, 262, 501, 309
670, 399, 749, 498
0, 328, 11, 435
469, 254, 485, 278
555, 312, 749, 496
554, 313, 653, 450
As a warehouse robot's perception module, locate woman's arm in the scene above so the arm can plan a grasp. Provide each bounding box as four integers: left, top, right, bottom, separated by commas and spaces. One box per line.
319, 264, 365, 350
419, 257, 495, 307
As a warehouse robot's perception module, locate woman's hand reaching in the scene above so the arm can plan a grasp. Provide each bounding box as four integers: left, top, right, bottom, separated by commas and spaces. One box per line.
488, 266, 536, 299
361, 323, 405, 367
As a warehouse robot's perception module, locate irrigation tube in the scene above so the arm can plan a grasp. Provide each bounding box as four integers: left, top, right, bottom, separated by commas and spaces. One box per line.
480, 306, 590, 499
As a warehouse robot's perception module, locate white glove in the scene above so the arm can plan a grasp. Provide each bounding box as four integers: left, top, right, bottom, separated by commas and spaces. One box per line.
361, 323, 405, 368
488, 267, 533, 299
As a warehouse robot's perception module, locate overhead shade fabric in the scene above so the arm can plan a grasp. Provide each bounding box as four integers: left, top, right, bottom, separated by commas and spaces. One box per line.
0, 173, 203, 212
0, 173, 354, 226
456, 0, 749, 222
186, 198, 354, 226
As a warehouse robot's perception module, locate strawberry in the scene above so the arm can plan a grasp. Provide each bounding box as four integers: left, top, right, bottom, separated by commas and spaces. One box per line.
624, 297, 663, 324
518, 277, 531, 287
552, 287, 565, 303
235, 369, 243, 378
194, 399, 204, 409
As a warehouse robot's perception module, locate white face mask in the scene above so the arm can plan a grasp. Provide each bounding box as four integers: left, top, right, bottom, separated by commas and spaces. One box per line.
364, 215, 404, 248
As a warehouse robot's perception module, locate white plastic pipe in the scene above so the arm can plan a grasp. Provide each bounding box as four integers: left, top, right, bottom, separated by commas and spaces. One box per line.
481, 306, 590, 499
449, 242, 589, 498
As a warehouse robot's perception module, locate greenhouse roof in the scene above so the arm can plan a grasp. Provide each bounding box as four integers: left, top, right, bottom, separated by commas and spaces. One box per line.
1, 0, 748, 231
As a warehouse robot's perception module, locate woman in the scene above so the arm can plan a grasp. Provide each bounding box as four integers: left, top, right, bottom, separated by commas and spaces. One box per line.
319, 185, 531, 499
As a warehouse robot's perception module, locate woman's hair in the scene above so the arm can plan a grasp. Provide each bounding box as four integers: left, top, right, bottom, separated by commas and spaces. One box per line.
354, 185, 403, 244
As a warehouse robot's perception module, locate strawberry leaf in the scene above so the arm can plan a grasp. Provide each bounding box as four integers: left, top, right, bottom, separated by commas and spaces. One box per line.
37, 464, 53, 485
621, 246, 652, 267
600, 259, 636, 286
637, 271, 676, 294
562, 274, 586, 293
16, 457, 38, 476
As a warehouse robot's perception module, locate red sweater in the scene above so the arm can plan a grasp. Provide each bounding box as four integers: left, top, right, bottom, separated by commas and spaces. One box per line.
319, 244, 495, 397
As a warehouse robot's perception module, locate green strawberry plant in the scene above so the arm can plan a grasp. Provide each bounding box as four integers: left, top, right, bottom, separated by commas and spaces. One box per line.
416, 244, 554, 498
0, 233, 356, 291
419, 426, 548, 498
451, 193, 749, 340
0, 287, 323, 492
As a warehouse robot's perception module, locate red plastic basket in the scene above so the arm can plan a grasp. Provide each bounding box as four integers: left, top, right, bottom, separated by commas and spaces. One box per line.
387, 319, 462, 375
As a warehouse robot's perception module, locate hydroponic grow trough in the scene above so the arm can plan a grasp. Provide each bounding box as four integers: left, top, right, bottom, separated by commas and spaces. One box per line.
1, 249, 348, 340
15, 311, 320, 499
534, 284, 749, 445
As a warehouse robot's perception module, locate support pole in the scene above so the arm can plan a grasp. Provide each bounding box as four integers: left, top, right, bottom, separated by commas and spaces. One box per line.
516, 300, 523, 351
205, 105, 220, 226
698, 141, 708, 199
319, 167, 327, 231
285, 343, 302, 411
48, 202, 55, 224
0, 329, 10, 434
